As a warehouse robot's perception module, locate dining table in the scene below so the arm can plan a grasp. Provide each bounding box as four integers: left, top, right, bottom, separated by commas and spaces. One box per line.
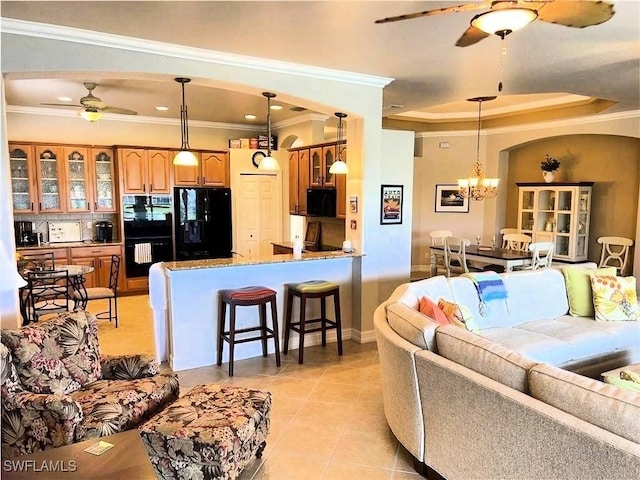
430, 244, 533, 276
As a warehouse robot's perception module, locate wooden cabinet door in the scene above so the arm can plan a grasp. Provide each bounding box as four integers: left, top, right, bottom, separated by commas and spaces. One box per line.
147, 150, 171, 193
64, 147, 91, 213
173, 151, 201, 187
288, 150, 299, 214
298, 149, 310, 215
119, 148, 147, 194
201, 152, 226, 186
34, 145, 65, 213
9, 144, 38, 213
336, 145, 347, 219
322, 145, 336, 187
91, 148, 117, 212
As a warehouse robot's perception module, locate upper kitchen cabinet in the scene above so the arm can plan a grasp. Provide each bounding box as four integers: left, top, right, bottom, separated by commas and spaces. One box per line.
34, 145, 65, 213
118, 148, 171, 195
173, 151, 228, 187
336, 143, 347, 219
310, 145, 336, 187
9, 144, 38, 213
64, 147, 91, 213
91, 148, 117, 212
288, 149, 309, 215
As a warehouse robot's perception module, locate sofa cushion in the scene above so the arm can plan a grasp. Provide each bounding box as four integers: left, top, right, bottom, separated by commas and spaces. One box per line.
0, 311, 102, 395
590, 275, 639, 321
502, 269, 569, 325
477, 327, 571, 365
529, 363, 640, 444
563, 266, 617, 317
448, 277, 511, 330
386, 302, 438, 351
436, 325, 538, 393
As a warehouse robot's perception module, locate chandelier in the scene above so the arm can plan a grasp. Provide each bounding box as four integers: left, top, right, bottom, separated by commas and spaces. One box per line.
457, 96, 499, 201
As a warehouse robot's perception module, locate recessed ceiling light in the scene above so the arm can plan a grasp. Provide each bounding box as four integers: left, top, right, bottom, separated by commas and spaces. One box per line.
270, 104, 283, 111
244, 114, 257, 120
57, 96, 73, 102
155, 106, 169, 111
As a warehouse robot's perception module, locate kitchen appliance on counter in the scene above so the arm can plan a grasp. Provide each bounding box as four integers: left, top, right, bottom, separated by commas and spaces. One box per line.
122, 195, 174, 278
14, 221, 38, 247
48, 221, 82, 243
174, 187, 232, 260
95, 221, 113, 242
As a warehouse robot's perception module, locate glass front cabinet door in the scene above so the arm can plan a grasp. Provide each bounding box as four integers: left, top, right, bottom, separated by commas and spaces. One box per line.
64, 147, 90, 212
35, 146, 65, 213
92, 148, 116, 212
10, 144, 37, 213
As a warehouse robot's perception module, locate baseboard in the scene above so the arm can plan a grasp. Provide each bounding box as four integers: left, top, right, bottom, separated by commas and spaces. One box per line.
351, 328, 376, 344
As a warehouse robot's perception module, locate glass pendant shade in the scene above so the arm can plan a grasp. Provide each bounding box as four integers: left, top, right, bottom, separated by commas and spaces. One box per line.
329, 112, 348, 175
258, 92, 280, 171
81, 110, 102, 122
471, 8, 537, 35
173, 77, 198, 166
174, 149, 199, 166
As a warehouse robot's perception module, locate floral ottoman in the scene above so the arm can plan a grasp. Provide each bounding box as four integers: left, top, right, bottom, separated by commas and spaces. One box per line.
138, 384, 271, 480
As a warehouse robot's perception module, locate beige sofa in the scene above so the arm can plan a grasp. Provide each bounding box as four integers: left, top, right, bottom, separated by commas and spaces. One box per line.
374, 267, 640, 479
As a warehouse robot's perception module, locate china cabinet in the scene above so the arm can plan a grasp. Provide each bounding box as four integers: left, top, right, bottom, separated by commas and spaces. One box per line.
516, 182, 593, 262
288, 149, 309, 215
173, 151, 228, 187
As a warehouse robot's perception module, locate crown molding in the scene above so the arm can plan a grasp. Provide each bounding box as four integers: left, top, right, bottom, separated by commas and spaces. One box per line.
415, 110, 640, 138
273, 113, 331, 129
1, 18, 393, 88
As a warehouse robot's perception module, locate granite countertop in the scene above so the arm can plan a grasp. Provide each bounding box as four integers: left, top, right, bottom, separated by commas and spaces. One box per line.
164, 250, 360, 272
272, 241, 343, 253
17, 241, 123, 250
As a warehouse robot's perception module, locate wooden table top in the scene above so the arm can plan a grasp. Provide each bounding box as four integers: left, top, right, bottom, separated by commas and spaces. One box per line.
2, 430, 156, 480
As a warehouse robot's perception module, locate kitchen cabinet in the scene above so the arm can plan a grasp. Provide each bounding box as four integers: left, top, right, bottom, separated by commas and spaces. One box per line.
310, 145, 336, 187
64, 147, 91, 212
9, 144, 38, 213
516, 182, 593, 262
173, 151, 229, 187
118, 148, 171, 194
34, 145, 65, 213
336, 143, 347, 219
91, 148, 117, 212
288, 149, 309, 215
70, 245, 123, 290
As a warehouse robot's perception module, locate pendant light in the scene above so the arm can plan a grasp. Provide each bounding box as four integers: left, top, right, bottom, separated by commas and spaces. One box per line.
258, 92, 280, 171
329, 112, 348, 175
173, 77, 198, 166
457, 96, 500, 201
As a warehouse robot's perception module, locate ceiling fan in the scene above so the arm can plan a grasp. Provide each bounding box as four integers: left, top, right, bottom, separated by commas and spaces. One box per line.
375, 1, 615, 47
41, 82, 137, 121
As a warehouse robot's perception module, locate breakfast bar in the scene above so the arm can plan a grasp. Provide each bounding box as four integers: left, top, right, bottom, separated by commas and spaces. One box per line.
154, 251, 361, 372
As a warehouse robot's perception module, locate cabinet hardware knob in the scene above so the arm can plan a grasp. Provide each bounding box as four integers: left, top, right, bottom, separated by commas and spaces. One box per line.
87, 202, 90, 210
31, 202, 34, 211
150, 184, 153, 192
39, 202, 42, 210
94, 202, 97, 210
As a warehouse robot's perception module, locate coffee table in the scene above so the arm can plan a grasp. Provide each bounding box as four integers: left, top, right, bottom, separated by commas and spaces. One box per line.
2, 430, 156, 479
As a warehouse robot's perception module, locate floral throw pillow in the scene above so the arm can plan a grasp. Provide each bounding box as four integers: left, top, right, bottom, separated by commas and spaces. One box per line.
437, 299, 478, 331
589, 275, 639, 322
0, 310, 102, 395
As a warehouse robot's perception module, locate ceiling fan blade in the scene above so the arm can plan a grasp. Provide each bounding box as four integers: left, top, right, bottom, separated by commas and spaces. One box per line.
40, 103, 83, 108
537, 0, 614, 28
102, 106, 138, 115
80, 95, 106, 109
375, 1, 491, 24
455, 25, 491, 47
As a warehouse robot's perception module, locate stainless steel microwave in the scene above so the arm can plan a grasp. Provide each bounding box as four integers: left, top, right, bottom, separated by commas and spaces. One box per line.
306, 188, 336, 217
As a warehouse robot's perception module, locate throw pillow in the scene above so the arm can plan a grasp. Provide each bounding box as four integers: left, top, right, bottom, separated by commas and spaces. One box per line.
563, 266, 617, 317
590, 275, 640, 322
0, 310, 102, 395
604, 375, 640, 393
437, 299, 478, 331
418, 296, 449, 326
621, 369, 640, 384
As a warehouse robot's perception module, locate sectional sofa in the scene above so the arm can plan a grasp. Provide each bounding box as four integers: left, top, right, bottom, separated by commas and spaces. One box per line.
374, 266, 640, 479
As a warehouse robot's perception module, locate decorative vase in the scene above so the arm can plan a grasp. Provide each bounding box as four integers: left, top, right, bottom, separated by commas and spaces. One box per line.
543, 171, 555, 183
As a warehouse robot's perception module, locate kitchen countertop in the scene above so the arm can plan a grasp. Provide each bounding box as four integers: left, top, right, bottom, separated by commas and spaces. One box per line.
164, 250, 359, 272
272, 241, 343, 253
17, 241, 123, 250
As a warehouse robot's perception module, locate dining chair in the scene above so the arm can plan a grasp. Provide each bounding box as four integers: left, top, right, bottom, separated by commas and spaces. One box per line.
443, 236, 482, 277
20, 252, 55, 271
429, 230, 452, 276
503, 233, 532, 251
597, 236, 633, 275
75, 255, 121, 327
500, 228, 520, 248
26, 268, 73, 324
528, 242, 555, 270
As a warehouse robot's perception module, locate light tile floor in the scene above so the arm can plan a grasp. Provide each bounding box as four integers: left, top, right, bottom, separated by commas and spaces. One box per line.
92, 294, 424, 479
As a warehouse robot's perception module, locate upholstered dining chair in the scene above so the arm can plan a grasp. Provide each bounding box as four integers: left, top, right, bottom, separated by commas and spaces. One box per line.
597, 236, 633, 275
528, 242, 555, 270
503, 233, 532, 251
500, 228, 520, 248
443, 236, 482, 277
74, 255, 121, 327
429, 230, 452, 276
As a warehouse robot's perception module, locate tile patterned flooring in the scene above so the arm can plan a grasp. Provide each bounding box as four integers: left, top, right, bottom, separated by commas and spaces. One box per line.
93, 295, 424, 479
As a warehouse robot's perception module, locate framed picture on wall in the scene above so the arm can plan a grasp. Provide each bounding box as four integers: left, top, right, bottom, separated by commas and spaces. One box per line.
435, 184, 469, 213
380, 185, 403, 225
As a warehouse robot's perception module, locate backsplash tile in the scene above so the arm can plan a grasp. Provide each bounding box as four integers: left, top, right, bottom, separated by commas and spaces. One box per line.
14, 213, 120, 242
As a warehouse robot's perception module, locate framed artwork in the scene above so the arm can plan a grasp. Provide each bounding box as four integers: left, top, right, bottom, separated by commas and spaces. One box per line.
380, 185, 403, 225
435, 184, 469, 213
305, 221, 321, 245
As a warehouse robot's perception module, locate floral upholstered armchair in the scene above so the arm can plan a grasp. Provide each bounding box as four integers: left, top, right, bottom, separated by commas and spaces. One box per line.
1, 310, 179, 457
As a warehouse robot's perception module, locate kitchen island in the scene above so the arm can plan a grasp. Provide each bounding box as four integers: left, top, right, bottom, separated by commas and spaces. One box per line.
154, 251, 361, 371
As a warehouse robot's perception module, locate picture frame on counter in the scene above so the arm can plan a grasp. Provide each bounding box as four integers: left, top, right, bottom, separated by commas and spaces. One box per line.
380, 185, 403, 225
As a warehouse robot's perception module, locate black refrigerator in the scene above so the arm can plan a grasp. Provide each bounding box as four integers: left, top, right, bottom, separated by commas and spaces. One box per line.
174, 187, 232, 261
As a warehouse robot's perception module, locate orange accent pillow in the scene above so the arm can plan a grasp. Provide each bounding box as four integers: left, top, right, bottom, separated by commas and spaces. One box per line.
419, 296, 449, 326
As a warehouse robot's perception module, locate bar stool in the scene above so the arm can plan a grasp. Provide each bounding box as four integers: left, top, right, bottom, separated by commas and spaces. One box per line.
217, 286, 281, 376
283, 280, 343, 364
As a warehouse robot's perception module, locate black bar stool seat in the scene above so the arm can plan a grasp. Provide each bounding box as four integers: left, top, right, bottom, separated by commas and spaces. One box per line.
217, 286, 281, 376
283, 280, 343, 364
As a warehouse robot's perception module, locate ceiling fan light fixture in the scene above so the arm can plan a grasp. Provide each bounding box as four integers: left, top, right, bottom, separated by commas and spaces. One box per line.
80, 109, 102, 122
329, 112, 348, 175
173, 77, 198, 166
471, 8, 537, 36
258, 92, 280, 171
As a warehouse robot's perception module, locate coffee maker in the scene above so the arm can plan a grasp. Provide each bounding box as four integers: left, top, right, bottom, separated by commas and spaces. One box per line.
14, 221, 38, 246
95, 221, 113, 242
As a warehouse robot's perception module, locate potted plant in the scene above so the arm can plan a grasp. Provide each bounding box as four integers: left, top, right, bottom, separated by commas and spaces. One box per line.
541, 155, 560, 183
